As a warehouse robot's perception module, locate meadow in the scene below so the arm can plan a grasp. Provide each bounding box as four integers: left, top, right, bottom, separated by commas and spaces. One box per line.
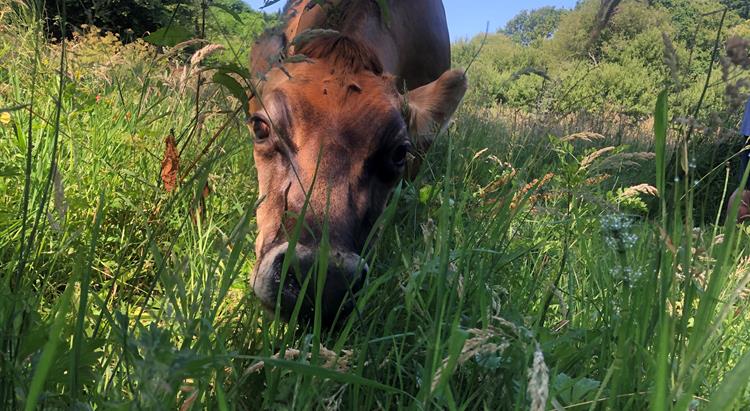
2, 0, 750, 409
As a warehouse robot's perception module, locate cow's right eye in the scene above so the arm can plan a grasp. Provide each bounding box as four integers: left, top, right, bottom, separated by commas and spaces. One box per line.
392, 144, 408, 168
250, 116, 270, 141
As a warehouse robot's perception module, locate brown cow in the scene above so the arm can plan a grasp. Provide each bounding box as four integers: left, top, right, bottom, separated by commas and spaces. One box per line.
247, 0, 467, 326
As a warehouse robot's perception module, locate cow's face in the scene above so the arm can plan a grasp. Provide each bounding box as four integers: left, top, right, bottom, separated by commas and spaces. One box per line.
248, 35, 466, 326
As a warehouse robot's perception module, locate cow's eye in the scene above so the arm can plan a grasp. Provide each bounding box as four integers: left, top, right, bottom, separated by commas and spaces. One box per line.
393, 143, 410, 168
249, 116, 270, 141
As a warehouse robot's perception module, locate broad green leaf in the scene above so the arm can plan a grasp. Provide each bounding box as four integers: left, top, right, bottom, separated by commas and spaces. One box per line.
213, 72, 249, 113
207, 62, 253, 81
144, 26, 193, 47
0, 165, 21, 177
210, 3, 244, 23
419, 184, 435, 204
261, 0, 283, 8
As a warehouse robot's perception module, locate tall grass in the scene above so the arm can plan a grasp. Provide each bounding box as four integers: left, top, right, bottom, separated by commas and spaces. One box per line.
2, 1, 750, 409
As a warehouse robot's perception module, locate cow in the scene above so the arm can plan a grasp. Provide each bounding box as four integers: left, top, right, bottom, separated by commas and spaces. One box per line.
247, 0, 467, 327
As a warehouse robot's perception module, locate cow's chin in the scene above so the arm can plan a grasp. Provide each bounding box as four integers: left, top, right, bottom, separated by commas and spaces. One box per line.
251, 242, 368, 327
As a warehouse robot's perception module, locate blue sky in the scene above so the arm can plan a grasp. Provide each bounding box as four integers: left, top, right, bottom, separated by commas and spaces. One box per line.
244, 0, 579, 41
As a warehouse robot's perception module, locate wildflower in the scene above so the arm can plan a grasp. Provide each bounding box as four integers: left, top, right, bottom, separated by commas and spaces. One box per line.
610, 266, 644, 285
0, 111, 10, 125
96, 94, 101, 103
601, 213, 639, 250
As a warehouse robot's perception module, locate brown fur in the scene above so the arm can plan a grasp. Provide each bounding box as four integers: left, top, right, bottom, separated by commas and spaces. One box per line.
296, 34, 384, 75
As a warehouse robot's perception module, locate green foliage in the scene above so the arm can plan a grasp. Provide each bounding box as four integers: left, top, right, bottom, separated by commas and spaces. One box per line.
43, 0, 273, 56
44, 0, 174, 39
455, 0, 750, 130
722, 0, 750, 19
502, 6, 568, 46
204, 0, 277, 63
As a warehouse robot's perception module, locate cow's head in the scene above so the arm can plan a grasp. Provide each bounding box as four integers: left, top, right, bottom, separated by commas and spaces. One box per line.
248, 33, 466, 326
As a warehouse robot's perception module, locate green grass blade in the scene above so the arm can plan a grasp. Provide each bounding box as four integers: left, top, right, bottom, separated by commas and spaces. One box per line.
70, 192, 105, 399
653, 89, 668, 221
216, 375, 230, 411
24, 277, 75, 411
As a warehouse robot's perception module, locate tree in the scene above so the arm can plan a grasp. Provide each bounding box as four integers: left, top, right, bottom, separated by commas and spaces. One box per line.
721, 0, 750, 19
43, 0, 271, 45
44, 0, 173, 39
502, 7, 568, 47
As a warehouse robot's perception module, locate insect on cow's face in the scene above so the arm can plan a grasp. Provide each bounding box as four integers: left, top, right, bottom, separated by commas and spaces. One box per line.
248, 60, 410, 326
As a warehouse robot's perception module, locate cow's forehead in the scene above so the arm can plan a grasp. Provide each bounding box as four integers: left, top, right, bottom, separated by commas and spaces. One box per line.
254, 61, 402, 130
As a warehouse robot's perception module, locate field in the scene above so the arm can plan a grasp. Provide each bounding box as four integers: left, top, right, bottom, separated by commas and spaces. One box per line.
2, 1, 750, 410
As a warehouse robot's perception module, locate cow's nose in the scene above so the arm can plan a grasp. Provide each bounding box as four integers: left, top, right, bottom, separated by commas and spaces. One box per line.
251, 243, 368, 327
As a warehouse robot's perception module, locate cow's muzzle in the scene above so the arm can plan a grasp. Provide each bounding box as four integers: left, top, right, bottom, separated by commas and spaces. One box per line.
251, 243, 368, 326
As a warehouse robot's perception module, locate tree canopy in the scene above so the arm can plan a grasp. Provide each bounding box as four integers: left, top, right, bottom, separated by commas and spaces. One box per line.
502, 7, 568, 46
455, 0, 750, 122
43, 0, 273, 45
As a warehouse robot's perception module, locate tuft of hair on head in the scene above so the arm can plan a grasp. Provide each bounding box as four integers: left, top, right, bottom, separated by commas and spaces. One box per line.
295, 32, 383, 75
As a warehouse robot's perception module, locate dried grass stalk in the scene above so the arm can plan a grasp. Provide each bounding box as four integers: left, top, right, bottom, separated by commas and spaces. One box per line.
560, 132, 605, 143
431, 327, 510, 393
190, 43, 225, 67
621, 184, 659, 198
245, 346, 353, 375
510, 173, 554, 210
580, 146, 616, 169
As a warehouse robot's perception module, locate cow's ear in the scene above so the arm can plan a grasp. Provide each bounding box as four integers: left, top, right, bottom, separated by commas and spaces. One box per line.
250, 30, 286, 78
404, 69, 467, 151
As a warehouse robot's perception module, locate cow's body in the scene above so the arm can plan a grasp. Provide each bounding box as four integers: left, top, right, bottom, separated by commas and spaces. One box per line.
247, 0, 466, 326
270, 0, 451, 91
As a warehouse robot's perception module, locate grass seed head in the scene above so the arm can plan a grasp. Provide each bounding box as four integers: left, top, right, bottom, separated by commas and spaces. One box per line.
560, 131, 605, 143
527, 345, 549, 411
621, 184, 659, 198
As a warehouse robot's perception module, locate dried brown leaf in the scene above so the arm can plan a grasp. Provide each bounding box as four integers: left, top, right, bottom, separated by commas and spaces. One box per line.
161, 133, 180, 192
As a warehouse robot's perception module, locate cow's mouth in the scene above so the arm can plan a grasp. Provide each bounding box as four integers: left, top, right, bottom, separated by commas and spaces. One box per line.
251, 243, 368, 326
